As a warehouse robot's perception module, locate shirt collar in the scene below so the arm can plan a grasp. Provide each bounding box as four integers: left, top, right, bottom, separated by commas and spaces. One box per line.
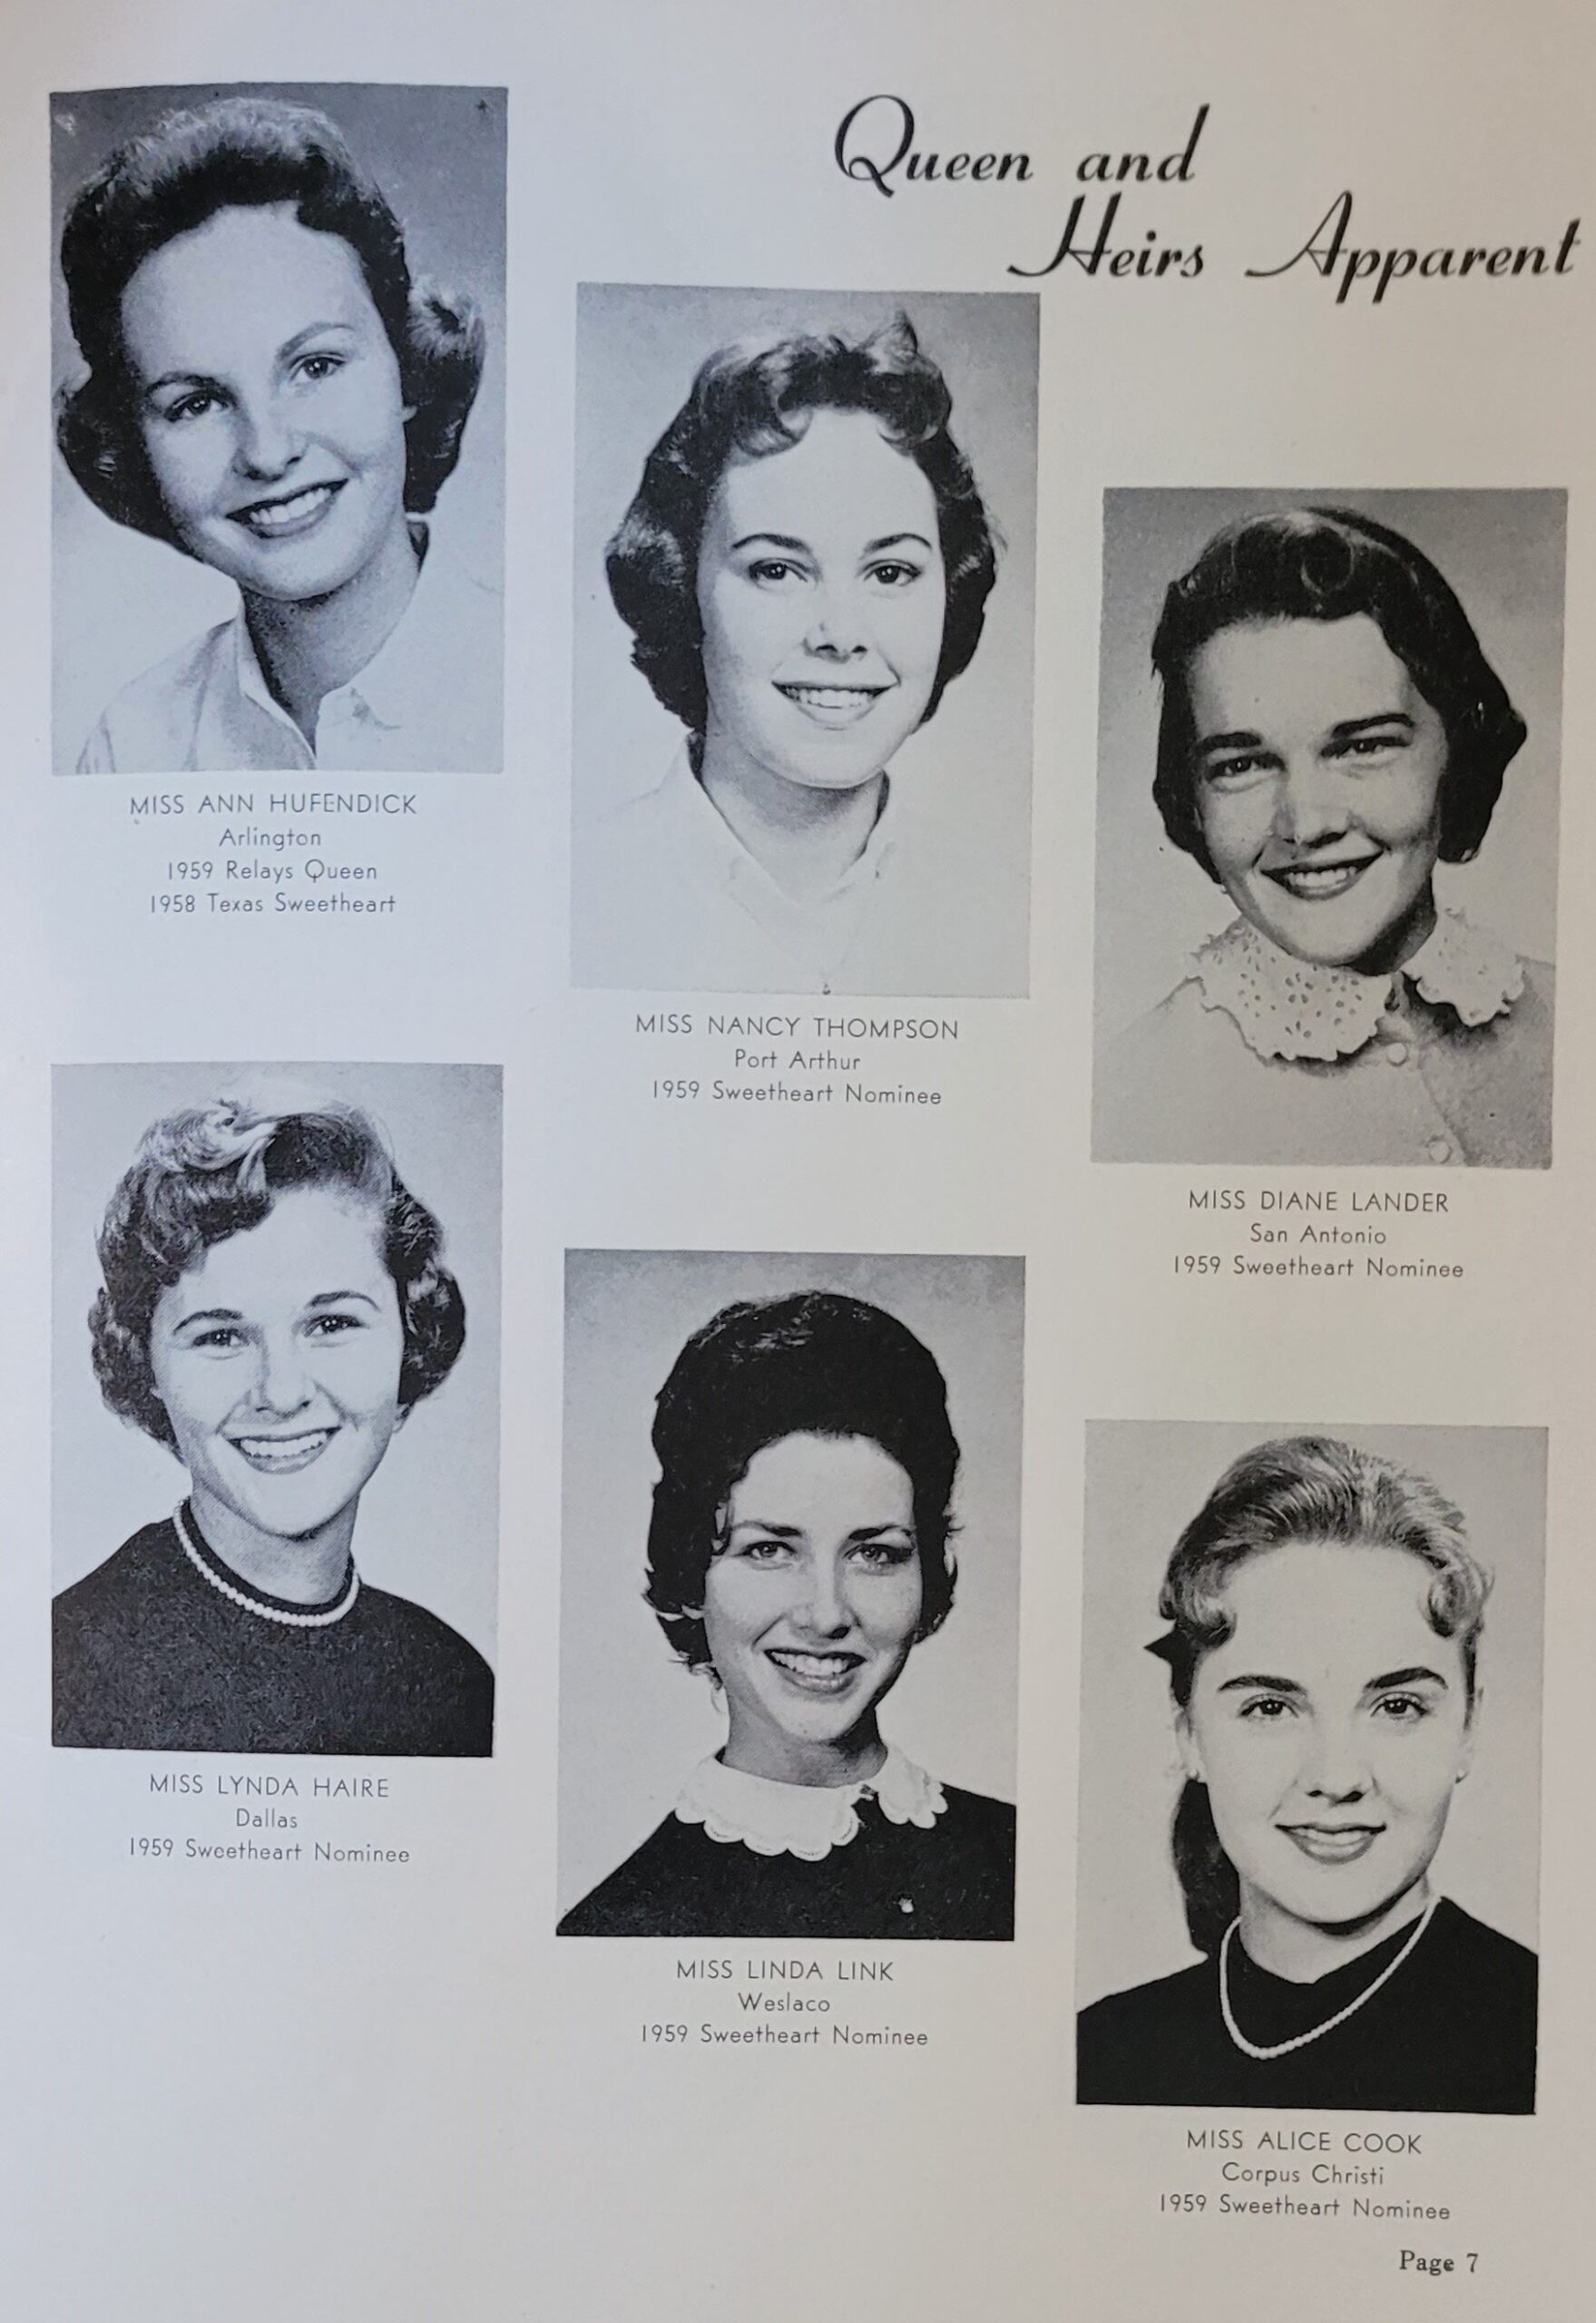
661, 744, 899, 903
1190, 910, 1527, 1063
672, 1745, 946, 1860
227, 522, 461, 740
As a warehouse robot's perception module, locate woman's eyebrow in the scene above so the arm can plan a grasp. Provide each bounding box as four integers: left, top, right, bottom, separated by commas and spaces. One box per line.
729, 531, 810, 554
1364, 1664, 1448, 1692
169, 1304, 245, 1331
1327, 713, 1415, 740
305, 1289, 381, 1312
278, 320, 357, 361
143, 368, 218, 399
846, 1524, 915, 1541
726, 1519, 804, 1538
1214, 1671, 1304, 1695
863, 532, 934, 554
1195, 727, 1267, 756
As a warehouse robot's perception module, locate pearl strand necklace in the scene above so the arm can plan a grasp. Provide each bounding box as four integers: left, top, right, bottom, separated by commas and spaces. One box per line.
173, 1503, 360, 1630
1219, 1893, 1441, 2062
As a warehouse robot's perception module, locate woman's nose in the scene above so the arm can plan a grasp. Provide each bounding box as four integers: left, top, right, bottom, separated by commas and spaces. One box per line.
231, 391, 303, 484
802, 586, 867, 659
1298, 1722, 1371, 1803
795, 1555, 853, 1637
246, 1329, 314, 1416
1275, 756, 1352, 845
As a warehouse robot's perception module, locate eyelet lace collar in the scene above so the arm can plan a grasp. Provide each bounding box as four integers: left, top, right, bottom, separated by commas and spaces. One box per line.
672, 1746, 947, 1861
1190, 911, 1526, 1063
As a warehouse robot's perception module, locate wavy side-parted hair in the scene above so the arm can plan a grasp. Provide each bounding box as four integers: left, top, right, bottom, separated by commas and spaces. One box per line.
91, 1095, 465, 1451
56, 95, 485, 544
643, 1290, 961, 1671
606, 312, 998, 740
1150, 507, 1527, 877
1147, 1435, 1491, 1955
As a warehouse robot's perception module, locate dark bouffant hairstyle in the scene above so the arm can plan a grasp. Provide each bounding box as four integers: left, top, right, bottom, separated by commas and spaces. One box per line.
1150, 507, 1527, 877
606, 312, 998, 740
91, 1095, 465, 1452
644, 1290, 961, 1671
1149, 1436, 1490, 1955
56, 96, 485, 544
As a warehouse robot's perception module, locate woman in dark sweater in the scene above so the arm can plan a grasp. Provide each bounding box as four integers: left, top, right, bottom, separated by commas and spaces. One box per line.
54, 1093, 493, 1756
1077, 1436, 1535, 2112
559, 1292, 1014, 1938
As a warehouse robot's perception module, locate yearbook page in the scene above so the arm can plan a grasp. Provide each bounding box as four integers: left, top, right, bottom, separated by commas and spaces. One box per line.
2, 2, 1591, 2318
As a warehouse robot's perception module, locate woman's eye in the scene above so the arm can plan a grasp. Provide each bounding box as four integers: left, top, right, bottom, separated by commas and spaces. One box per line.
1328, 732, 1405, 762
188, 1325, 244, 1352
162, 390, 221, 425
1238, 1694, 1295, 1720
296, 352, 344, 383
1202, 753, 1274, 788
304, 1311, 362, 1338
738, 1539, 793, 1563
1373, 1692, 1429, 1722
850, 1539, 915, 1570
867, 561, 923, 589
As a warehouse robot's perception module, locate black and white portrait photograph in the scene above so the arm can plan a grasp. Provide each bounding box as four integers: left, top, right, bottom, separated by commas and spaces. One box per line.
570, 284, 1037, 996
1075, 1421, 1542, 2112
52, 1063, 501, 1756
52, 84, 505, 774
1092, 490, 1563, 1166
557, 1250, 1022, 1937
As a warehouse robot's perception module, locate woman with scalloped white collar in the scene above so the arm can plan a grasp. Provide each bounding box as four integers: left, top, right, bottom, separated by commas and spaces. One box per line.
1095, 508, 1553, 1168
557, 1292, 1015, 1939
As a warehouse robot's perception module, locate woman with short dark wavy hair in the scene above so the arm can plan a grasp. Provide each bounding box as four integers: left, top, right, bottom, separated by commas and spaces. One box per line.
57, 93, 498, 773
54, 1094, 494, 1756
559, 1291, 1014, 1939
577, 311, 1008, 994
1097, 505, 1554, 1167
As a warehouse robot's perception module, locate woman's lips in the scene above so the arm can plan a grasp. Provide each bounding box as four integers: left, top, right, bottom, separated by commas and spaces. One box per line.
1278, 1824, 1383, 1864
1263, 855, 1381, 901
775, 682, 890, 728
765, 1647, 865, 1695
226, 1426, 338, 1475
230, 481, 344, 540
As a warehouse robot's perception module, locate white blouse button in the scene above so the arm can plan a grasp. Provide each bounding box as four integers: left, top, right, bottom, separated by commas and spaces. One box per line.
1426, 1136, 1454, 1163
1383, 1041, 1409, 1066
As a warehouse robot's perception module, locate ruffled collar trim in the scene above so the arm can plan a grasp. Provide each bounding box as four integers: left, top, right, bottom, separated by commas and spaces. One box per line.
672, 1745, 946, 1861
1191, 911, 1526, 1063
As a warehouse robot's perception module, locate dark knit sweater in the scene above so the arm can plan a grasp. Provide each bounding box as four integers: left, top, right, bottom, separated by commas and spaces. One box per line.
559, 1784, 1015, 1939
1077, 1897, 1535, 2113
54, 1514, 494, 1757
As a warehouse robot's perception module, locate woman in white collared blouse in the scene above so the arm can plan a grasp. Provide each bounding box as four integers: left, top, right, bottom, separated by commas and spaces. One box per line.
57, 95, 498, 774
1095, 508, 1552, 1167
574, 314, 1004, 995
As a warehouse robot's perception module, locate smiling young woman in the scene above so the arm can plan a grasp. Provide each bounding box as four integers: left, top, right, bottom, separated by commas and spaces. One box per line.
1076, 1437, 1536, 2112
52, 1094, 494, 1756
558, 1292, 1015, 1939
574, 313, 1004, 994
56, 94, 500, 773
1095, 508, 1553, 1167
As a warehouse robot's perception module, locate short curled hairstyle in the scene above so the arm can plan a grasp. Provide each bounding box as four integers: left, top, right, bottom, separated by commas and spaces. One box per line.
91, 1094, 465, 1452
56, 96, 485, 545
1150, 507, 1527, 877
606, 312, 998, 740
643, 1291, 961, 1671
1150, 1435, 1490, 1952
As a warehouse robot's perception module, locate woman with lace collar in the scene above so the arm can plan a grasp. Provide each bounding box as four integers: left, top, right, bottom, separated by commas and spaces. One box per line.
1077, 1437, 1536, 2112
1095, 508, 1552, 1167
558, 1292, 1015, 1938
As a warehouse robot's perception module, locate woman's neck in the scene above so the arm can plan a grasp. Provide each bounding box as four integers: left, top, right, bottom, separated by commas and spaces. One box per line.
1349, 882, 1439, 978
243, 515, 420, 745
698, 728, 886, 901
720, 1712, 887, 1789
188, 1481, 359, 1606
1239, 1874, 1432, 1984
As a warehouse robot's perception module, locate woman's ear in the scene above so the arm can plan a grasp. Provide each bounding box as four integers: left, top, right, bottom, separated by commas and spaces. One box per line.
1456, 1681, 1482, 1781
1175, 1707, 1205, 1786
